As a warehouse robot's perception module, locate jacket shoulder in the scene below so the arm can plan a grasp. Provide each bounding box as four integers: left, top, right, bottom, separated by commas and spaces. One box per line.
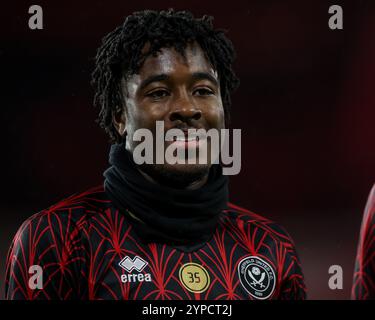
223, 202, 296, 246
18, 185, 111, 231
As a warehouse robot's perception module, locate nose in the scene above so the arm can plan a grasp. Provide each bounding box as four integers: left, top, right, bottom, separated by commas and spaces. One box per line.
169, 96, 202, 123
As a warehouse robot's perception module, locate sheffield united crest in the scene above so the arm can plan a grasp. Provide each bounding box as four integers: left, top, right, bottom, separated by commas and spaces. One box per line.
238, 256, 276, 300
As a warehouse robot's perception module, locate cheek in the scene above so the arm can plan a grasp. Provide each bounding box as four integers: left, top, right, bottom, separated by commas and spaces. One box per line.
124, 99, 145, 124
125, 100, 161, 137
204, 103, 225, 129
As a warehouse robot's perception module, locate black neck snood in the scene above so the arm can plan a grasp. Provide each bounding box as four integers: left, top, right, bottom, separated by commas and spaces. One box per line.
103, 143, 229, 251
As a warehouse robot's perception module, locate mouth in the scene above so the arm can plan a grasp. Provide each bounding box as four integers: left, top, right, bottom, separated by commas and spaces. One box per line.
173, 135, 199, 142
168, 130, 207, 148
170, 137, 199, 149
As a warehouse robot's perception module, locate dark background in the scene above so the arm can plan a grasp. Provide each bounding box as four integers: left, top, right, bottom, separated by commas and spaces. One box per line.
0, 0, 374, 299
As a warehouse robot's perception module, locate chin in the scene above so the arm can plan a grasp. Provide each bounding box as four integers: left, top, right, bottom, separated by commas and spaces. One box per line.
141, 163, 211, 188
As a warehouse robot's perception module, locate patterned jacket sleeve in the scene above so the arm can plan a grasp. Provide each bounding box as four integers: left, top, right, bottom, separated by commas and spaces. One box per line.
4, 210, 86, 300
273, 223, 306, 300
352, 184, 375, 300
279, 245, 306, 300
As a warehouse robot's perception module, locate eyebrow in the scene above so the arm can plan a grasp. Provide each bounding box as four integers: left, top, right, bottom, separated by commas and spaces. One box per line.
192, 72, 219, 87
138, 72, 219, 91
139, 74, 169, 91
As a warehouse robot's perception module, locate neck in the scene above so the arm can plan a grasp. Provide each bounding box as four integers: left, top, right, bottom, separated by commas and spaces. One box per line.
104, 142, 229, 248
137, 167, 209, 190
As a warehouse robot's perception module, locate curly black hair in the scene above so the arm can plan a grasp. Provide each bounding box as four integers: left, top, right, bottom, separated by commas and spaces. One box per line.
92, 9, 240, 143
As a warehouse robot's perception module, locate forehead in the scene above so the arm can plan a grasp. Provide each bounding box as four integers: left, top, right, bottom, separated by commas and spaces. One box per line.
137, 43, 217, 80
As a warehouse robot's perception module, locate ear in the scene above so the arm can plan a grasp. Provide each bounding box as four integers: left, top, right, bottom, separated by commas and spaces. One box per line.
113, 108, 127, 137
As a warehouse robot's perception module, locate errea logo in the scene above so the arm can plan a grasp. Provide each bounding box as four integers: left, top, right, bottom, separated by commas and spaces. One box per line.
119, 256, 148, 272
119, 256, 152, 283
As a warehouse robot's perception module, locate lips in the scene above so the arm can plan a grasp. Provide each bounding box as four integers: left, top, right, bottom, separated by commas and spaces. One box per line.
168, 130, 207, 149
174, 136, 197, 142
169, 137, 200, 149
173, 134, 199, 142
152, 121, 210, 153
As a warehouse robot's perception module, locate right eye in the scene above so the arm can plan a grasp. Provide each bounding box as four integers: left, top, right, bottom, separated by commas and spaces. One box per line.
146, 90, 170, 99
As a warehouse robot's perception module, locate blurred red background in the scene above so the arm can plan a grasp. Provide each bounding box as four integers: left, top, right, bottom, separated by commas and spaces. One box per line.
0, 0, 374, 299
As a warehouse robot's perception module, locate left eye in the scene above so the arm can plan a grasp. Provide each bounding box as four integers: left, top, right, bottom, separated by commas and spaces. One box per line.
194, 88, 214, 96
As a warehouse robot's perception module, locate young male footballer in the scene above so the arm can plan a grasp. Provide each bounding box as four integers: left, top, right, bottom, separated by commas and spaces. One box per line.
352, 184, 375, 300
5, 9, 306, 300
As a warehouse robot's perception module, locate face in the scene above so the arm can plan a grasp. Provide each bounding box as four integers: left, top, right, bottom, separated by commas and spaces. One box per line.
114, 42, 225, 187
